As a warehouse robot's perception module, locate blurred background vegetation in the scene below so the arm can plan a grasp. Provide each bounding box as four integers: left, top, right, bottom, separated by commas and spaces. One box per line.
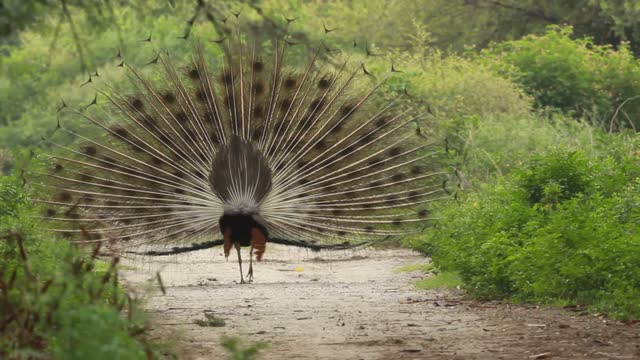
1, 0, 640, 357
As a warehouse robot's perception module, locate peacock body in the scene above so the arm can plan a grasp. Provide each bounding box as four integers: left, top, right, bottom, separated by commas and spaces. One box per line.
36, 19, 449, 283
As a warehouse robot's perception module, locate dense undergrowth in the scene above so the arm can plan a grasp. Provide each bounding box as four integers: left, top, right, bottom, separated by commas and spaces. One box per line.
0, 157, 165, 359
409, 139, 640, 320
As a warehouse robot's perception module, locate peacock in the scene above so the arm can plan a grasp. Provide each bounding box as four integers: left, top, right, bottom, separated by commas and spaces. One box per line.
35, 17, 451, 283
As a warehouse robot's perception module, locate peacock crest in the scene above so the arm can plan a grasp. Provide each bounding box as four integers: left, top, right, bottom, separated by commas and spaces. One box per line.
34, 17, 451, 282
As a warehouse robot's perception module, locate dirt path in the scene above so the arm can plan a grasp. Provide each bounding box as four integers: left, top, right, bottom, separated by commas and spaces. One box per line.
121, 246, 640, 359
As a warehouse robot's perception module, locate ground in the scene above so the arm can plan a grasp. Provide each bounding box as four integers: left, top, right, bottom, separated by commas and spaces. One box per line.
121, 246, 640, 360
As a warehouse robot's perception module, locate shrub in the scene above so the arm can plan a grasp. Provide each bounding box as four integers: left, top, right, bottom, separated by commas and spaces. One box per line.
518, 150, 591, 205
409, 143, 640, 320
0, 160, 161, 359
481, 25, 640, 130
320, 20, 534, 125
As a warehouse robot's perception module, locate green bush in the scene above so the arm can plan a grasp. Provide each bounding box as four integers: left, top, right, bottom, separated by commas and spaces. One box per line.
222, 336, 268, 360
518, 150, 592, 205
377, 46, 532, 121
409, 144, 640, 320
481, 25, 640, 130
0, 161, 161, 359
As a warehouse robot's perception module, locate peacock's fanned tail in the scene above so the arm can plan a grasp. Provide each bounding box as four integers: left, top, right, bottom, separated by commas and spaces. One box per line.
35, 26, 450, 251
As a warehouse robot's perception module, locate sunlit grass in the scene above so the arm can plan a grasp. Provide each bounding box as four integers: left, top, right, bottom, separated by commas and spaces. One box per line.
415, 271, 463, 290
396, 262, 462, 290
395, 262, 434, 273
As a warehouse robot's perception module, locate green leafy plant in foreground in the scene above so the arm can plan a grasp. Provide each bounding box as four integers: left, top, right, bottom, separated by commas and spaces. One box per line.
222, 336, 268, 360
0, 162, 163, 359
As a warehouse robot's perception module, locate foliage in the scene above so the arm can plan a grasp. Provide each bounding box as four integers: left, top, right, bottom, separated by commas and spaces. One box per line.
6, 0, 640, 53
1, 0, 119, 40
441, 112, 596, 185
481, 26, 640, 130
259, 0, 640, 55
445, 0, 640, 53
0, 1, 225, 146
409, 143, 640, 320
0, 161, 162, 359
222, 336, 268, 360
517, 148, 592, 205
395, 262, 433, 273
396, 262, 461, 289
376, 43, 531, 122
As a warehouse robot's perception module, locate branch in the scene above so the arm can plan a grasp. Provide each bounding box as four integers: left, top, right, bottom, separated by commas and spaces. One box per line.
609, 95, 640, 133
60, 0, 87, 73
45, 10, 65, 68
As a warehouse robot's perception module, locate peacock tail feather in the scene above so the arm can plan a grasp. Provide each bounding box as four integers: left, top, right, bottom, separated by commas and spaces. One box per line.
33, 19, 451, 252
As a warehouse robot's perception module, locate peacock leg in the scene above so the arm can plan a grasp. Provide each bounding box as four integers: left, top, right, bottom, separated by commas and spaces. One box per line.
235, 243, 245, 284
246, 245, 254, 282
